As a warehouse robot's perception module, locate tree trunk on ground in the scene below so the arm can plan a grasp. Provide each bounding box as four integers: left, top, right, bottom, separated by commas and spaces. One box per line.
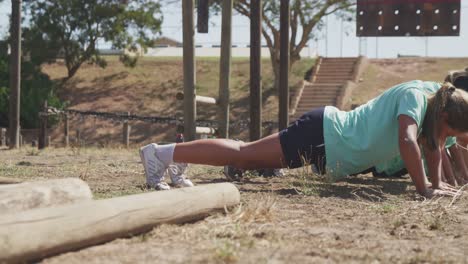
0, 178, 93, 214
0, 176, 22, 185
0, 183, 240, 263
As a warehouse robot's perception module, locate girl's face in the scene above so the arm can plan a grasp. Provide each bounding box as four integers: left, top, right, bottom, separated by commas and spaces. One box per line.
440, 121, 467, 137
439, 118, 466, 138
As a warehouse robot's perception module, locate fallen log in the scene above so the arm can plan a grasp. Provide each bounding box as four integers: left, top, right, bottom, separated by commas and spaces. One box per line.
0, 176, 22, 184
0, 178, 93, 214
0, 182, 240, 263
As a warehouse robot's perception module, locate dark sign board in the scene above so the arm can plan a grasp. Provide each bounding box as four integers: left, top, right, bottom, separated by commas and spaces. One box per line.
356, 0, 460, 36
197, 0, 210, 33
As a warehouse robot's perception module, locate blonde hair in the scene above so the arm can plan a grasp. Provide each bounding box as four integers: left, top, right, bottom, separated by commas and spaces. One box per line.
422, 82, 468, 150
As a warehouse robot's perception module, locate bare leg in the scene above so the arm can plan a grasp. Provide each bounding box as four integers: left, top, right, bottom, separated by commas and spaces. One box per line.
173, 133, 286, 169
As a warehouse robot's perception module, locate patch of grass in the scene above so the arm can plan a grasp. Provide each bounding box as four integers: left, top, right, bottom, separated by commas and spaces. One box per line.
289, 162, 332, 196
427, 217, 443, 231
371, 202, 400, 214
232, 195, 276, 224
407, 251, 437, 264
70, 144, 82, 156
392, 218, 406, 229
78, 158, 92, 181
0, 163, 34, 178
16, 161, 33, 166
27, 148, 41, 156
291, 176, 320, 196
214, 241, 238, 263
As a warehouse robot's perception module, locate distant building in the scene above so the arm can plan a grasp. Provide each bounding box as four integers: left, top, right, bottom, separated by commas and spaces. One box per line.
153, 37, 182, 48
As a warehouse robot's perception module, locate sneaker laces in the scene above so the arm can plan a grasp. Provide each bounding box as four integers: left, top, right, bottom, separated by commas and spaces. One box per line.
168, 162, 188, 181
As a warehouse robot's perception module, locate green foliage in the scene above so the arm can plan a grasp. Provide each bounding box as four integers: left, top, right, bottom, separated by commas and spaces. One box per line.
0, 41, 64, 128
24, 0, 163, 79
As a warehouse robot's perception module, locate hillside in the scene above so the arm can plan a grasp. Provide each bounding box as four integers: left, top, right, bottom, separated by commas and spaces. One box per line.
42, 57, 313, 145
42, 57, 468, 146
348, 58, 468, 109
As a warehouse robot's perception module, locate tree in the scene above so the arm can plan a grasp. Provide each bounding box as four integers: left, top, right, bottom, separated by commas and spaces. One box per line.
0, 40, 64, 128
214, 0, 355, 90
25, 0, 163, 79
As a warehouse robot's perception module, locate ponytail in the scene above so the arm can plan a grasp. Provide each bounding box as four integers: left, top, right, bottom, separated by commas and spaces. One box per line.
422, 82, 456, 150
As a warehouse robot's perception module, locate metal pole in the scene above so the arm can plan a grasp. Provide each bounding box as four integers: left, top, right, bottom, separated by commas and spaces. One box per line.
9, 0, 22, 149
122, 112, 131, 147
218, 0, 232, 138
375, 37, 378, 58
279, 0, 289, 130
64, 114, 69, 147
182, 0, 196, 141
425, 37, 429, 57
340, 19, 344, 57
325, 15, 328, 57
250, 0, 262, 141
358, 38, 362, 56
38, 101, 48, 150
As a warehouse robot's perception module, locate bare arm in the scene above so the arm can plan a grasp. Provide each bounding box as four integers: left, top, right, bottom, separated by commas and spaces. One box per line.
441, 148, 457, 186
449, 144, 468, 183
423, 142, 443, 189
398, 115, 428, 196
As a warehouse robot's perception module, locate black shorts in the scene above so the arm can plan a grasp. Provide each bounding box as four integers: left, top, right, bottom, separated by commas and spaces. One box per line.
279, 107, 326, 173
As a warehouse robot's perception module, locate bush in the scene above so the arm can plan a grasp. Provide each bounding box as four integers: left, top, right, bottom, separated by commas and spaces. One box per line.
0, 41, 64, 128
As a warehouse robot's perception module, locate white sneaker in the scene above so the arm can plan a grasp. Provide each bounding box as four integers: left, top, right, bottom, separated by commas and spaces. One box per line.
154, 182, 171, 191
167, 162, 194, 188
139, 143, 170, 190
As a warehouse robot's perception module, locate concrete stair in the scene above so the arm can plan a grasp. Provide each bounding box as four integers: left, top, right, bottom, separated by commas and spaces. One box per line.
291, 57, 362, 121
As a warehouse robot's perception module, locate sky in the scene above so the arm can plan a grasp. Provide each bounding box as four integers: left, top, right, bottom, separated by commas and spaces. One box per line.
0, 0, 467, 58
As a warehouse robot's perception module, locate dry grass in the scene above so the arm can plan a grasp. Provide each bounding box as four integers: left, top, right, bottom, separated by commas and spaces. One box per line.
1, 146, 468, 263
6, 58, 468, 263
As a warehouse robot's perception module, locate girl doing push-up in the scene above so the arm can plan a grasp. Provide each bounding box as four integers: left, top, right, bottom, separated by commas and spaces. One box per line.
140, 81, 468, 198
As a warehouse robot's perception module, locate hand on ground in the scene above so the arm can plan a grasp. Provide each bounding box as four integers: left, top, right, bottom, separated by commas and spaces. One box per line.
424, 185, 458, 198
439, 182, 459, 192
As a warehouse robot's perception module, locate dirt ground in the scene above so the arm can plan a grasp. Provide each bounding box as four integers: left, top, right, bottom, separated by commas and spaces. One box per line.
3, 58, 468, 263
2, 147, 468, 263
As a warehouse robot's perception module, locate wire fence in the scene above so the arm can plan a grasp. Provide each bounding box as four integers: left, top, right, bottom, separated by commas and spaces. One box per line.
45, 107, 278, 131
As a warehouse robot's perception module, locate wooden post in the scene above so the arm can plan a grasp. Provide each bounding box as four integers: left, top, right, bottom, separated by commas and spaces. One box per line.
0, 178, 93, 214
0, 183, 240, 263
250, 0, 262, 141
217, 0, 232, 138
0, 128, 5, 147
76, 129, 81, 145
279, 0, 290, 130
64, 114, 69, 147
197, 0, 209, 33
19, 134, 23, 148
38, 101, 48, 150
183, 0, 196, 141
8, 0, 22, 149
122, 112, 131, 147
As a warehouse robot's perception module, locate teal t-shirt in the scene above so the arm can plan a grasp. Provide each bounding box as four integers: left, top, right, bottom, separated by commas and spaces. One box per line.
374, 81, 457, 175
323, 80, 431, 179
375, 139, 456, 175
